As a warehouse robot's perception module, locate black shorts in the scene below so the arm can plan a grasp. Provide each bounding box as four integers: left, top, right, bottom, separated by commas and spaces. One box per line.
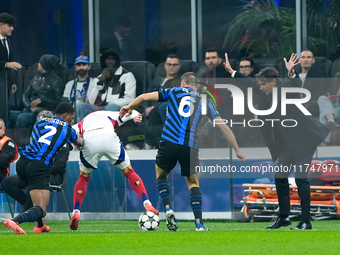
16, 156, 50, 192
156, 142, 199, 177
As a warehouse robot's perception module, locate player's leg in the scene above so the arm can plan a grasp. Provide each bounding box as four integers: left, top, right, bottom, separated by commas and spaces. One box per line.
155, 164, 171, 212
155, 142, 179, 231
69, 170, 92, 230
185, 174, 208, 231
4, 160, 50, 234
109, 141, 158, 213
118, 163, 158, 214
70, 142, 98, 230
156, 163, 178, 231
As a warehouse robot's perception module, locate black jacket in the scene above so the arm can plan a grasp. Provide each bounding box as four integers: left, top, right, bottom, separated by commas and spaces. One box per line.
234, 71, 330, 161
23, 73, 63, 111
295, 66, 329, 116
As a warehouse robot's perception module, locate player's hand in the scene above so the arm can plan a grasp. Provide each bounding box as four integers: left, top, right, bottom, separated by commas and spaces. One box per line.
223, 52, 235, 75
133, 113, 142, 123
236, 150, 246, 162
119, 105, 132, 118
284, 53, 299, 75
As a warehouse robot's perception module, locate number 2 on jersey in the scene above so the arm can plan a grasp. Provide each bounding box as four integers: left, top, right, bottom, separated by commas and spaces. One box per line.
38, 125, 57, 145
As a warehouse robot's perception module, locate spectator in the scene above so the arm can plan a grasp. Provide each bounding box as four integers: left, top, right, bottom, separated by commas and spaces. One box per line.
197, 48, 233, 147
0, 13, 22, 124
10, 54, 64, 145
294, 50, 329, 117
62, 55, 99, 122
317, 82, 340, 145
76, 48, 138, 149
15, 54, 64, 128
238, 57, 255, 77
77, 48, 136, 118
100, 16, 140, 61
145, 54, 181, 148
0, 118, 18, 183
1, 110, 70, 233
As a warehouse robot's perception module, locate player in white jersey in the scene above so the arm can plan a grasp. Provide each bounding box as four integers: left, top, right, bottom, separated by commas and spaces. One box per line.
69, 110, 159, 230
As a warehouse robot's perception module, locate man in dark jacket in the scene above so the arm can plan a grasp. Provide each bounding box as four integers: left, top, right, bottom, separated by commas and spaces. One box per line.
224, 52, 330, 230
294, 50, 329, 117
0, 13, 22, 124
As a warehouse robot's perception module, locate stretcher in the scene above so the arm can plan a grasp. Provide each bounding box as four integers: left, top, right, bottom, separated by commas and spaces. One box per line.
241, 184, 340, 221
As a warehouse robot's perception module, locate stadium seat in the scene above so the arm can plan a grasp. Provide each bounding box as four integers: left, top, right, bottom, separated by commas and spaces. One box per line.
121, 61, 156, 96
0, 187, 14, 218
8, 67, 26, 111
49, 173, 71, 219
252, 58, 286, 77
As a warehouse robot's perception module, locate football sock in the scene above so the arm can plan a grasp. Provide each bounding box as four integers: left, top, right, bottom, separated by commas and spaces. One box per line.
156, 176, 170, 211
12, 205, 44, 224
190, 187, 203, 225
73, 174, 91, 210
36, 218, 44, 228
124, 169, 149, 202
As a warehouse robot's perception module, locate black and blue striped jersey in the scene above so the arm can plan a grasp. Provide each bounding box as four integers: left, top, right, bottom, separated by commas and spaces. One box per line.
21, 117, 78, 166
158, 87, 220, 148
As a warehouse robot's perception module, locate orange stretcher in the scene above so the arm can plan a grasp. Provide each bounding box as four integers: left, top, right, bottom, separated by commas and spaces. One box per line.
241, 184, 340, 221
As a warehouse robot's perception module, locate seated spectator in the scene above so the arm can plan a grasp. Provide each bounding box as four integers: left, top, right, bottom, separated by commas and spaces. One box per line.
317, 85, 340, 131
0, 118, 18, 183
293, 50, 329, 117
1, 110, 70, 233
62, 55, 99, 122
76, 48, 138, 149
145, 54, 181, 148
76, 48, 136, 119
197, 48, 232, 147
238, 57, 255, 77
10, 54, 64, 129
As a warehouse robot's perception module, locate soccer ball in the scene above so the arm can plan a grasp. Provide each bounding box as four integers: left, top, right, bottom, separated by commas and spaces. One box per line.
138, 211, 160, 231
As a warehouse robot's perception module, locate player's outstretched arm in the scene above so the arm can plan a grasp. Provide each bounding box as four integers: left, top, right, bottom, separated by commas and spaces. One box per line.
119, 92, 159, 118
214, 117, 245, 162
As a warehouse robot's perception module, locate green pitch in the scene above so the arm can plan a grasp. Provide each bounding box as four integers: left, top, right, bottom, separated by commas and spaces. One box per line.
1, 220, 339, 255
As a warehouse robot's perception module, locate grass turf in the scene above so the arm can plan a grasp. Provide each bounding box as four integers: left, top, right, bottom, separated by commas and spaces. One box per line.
1, 219, 339, 255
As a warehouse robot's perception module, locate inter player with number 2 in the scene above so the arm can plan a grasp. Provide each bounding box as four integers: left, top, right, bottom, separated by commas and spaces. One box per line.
120, 72, 245, 231
4, 103, 83, 235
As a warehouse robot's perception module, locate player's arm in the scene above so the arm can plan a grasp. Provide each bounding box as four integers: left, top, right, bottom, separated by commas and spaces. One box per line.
120, 92, 159, 118
119, 110, 142, 125
213, 117, 246, 162
69, 128, 84, 148
73, 137, 84, 148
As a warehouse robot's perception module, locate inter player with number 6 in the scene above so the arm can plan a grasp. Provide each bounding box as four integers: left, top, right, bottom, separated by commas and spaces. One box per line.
120, 72, 245, 231
4, 103, 83, 234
